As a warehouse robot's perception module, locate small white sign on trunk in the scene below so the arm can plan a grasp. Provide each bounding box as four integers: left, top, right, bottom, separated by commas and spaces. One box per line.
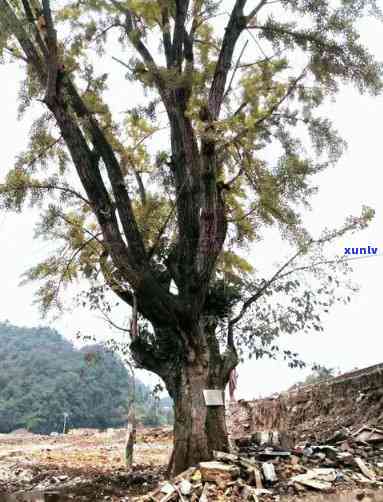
203, 389, 224, 406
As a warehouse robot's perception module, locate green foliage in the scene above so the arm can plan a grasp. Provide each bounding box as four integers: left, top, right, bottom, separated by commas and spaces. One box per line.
0, 321, 171, 433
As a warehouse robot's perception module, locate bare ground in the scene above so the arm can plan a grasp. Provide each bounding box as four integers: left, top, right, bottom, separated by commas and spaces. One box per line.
1, 428, 383, 501
0, 427, 172, 500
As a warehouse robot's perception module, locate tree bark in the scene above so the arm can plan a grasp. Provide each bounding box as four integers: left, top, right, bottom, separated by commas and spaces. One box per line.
170, 362, 229, 475
131, 322, 235, 476
125, 407, 136, 467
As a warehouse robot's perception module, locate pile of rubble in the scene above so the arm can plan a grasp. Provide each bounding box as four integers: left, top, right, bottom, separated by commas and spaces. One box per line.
227, 363, 383, 445
0, 463, 165, 501
140, 426, 383, 501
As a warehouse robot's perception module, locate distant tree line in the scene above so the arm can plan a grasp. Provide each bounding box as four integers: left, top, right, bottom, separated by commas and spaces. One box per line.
0, 322, 173, 433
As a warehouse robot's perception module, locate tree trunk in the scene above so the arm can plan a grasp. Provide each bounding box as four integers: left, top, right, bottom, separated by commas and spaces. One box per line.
130, 322, 237, 476
169, 358, 230, 475
125, 407, 136, 467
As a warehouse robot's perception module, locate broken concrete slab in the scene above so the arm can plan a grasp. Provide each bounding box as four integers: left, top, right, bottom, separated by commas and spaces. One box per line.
292, 476, 333, 491
314, 445, 339, 460
354, 457, 376, 480
179, 479, 192, 496
354, 427, 383, 444
291, 468, 337, 492
161, 483, 175, 495
253, 488, 273, 496
261, 462, 277, 483
212, 450, 238, 463
199, 461, 240, 487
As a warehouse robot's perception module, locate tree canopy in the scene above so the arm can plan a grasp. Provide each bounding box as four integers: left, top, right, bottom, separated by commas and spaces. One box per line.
0, 0, 379, 350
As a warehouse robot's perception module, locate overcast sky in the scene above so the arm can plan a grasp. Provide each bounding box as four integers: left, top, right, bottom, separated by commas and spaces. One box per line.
1, 8, 383, 400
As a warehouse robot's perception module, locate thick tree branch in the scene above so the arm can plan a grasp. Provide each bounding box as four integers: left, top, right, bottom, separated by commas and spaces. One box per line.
62, 79, 148, 270
41, 0, 59, 105
113, 4, 201, 299
147, 176, 189, 262
121, 7, 174, 108
223, 39, 249, 101
0, 0, 45, 80
132, 168, 146, 206
208, 0, 274, 119
208, 0, 247, 119
0, 5, 135, 284
172, 0, 190, 69
160, 4, 172, 68
46, 97, 140, 286
124, 10, 156, 66
196, 170, 228, 302
20, 0, 48, 58
166, 105, 201, 299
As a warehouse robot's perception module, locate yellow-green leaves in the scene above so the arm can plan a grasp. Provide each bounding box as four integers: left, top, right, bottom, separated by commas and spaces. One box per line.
128, 0, 161, 27
133, 194, 171, 249
217, 250, 254, 283
1, 168, 32, 211
0, 0, 380, 321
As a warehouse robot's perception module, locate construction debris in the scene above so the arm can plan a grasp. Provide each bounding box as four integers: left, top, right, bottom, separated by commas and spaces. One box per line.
354, 457, 376, 481
353, 427, 383, 444
261, 463, 277, 483
140, 425, 383, 501
291, 468, 337, 491
199, 461, 240, 487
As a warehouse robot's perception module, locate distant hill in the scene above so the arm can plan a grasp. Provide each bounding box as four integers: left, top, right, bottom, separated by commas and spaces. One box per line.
0, 322, 170, 433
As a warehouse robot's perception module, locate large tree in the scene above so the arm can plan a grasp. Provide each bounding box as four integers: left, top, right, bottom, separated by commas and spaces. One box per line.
0, 0, 381, 474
